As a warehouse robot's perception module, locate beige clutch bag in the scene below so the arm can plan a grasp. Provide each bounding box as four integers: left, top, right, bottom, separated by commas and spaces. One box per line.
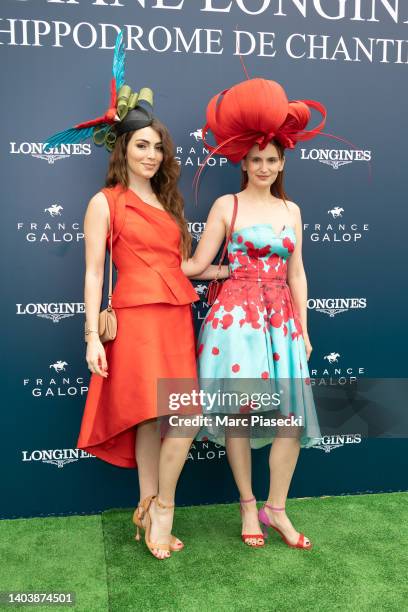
84, 226, 117, 344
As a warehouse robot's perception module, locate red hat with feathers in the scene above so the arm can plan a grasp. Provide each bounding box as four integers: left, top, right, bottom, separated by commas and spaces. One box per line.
201, 78, 327, 164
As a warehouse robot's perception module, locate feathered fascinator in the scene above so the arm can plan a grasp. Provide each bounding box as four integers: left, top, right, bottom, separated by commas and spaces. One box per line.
202, 78, 326, 164
193, 77, 328, 197
45, 31, 154, 153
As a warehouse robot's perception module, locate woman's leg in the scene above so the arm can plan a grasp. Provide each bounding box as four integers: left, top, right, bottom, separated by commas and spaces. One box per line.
135, 420, 178, 559
265, 433, 311, 546
135, 419, 161, 501
148, 423, 199, 559
225, 430, 263, 545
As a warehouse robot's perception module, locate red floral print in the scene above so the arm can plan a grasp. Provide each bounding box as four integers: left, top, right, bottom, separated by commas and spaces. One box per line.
244, 241, 272, 259
270, 312, 283, 328
221, 313, 234, 329
282, 236, 295, 252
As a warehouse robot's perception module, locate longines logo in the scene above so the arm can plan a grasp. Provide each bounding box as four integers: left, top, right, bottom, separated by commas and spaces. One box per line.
308, 298, 367, 317
313, 433, 362, 453
311, 352, 365, 384
10, 142, 91, 163
304, 206, 369, 243
23, 359, 88, 398
300, 148, 371, 169
17, 203, 84, 244
188, 221, 206, 242
21, 448, 95, 468
187, 441, 226, 461
175, 129, 228, 168
16, 303, 85, 322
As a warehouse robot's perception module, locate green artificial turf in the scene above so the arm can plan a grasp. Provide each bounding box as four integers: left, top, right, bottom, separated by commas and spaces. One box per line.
1, 493, 407, 611
102, 493, 408, 612
0, 515, 108, 612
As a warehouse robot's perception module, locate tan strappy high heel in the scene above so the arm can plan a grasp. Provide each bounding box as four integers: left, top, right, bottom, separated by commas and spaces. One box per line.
133, 495, 174, 560
133, 498, 184, 552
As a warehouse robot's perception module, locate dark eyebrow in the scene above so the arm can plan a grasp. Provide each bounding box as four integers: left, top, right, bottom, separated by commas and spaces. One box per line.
135, 139, 163, 145
268, 156, 279, 160
251, 155, 279, 160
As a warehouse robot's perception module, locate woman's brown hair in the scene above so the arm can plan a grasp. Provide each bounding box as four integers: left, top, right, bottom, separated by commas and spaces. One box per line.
240, 139, 289, 208
105, 118, 192, 259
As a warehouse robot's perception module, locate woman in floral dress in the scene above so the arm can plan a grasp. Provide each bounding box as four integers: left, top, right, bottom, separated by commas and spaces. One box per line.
182, 78, 324, 550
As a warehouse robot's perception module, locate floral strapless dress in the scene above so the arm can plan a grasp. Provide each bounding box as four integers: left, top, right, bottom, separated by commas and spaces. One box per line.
196, 224, 321, 449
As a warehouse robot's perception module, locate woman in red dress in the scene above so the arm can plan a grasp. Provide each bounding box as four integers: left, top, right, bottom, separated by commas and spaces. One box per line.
45, 32, 226, 560
79, 120, 210, 560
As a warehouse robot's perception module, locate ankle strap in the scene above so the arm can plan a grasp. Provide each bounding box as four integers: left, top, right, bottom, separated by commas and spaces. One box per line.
136, 494, 156, 519
240, 496, 256, 504
155, 496, 175, 510
265, 503, 285, 511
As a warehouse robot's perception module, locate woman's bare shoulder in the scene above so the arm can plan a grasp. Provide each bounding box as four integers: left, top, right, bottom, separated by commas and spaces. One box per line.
212, 193, 236, 205
211, 193, 237, 213
286, 200, 302, 222
286, 199, 300, 212
86, 191, 110, 216
88, 191, 108, 207
85, 191, 110, 230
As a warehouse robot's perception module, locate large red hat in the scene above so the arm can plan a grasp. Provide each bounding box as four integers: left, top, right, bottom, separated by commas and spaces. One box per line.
202, 78, 326, 163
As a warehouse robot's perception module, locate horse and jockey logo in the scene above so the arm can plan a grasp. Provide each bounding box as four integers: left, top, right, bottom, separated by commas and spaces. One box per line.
191, 283, 210, 318
44, 204, 63, 217
190, 128, 203, 142
324, 352, 340, 364
194, 284, 208, 298
328, 206, 344, 218
50, 360, 68, 373
192, 283, 209, 309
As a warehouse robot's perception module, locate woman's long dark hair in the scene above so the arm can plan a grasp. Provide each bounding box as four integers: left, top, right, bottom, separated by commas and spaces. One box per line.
240, 139, 289, 208
105, 118, 192, 259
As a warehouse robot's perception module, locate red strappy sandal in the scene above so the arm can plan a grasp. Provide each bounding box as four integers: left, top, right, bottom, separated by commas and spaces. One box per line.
239, 497, 265, 548
258, 503, 312, 550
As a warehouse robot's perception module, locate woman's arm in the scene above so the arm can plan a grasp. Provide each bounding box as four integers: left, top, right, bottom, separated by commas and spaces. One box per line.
83, 192, 110, 377
182, 196, 230, 278
287, 203, 312, 359
189, 264, 229, 280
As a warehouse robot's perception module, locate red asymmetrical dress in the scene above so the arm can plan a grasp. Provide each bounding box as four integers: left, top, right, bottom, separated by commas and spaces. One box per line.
77, 184, 199, 468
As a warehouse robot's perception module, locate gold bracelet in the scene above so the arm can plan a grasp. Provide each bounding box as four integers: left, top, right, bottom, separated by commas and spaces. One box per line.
84, 329, 99, 336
